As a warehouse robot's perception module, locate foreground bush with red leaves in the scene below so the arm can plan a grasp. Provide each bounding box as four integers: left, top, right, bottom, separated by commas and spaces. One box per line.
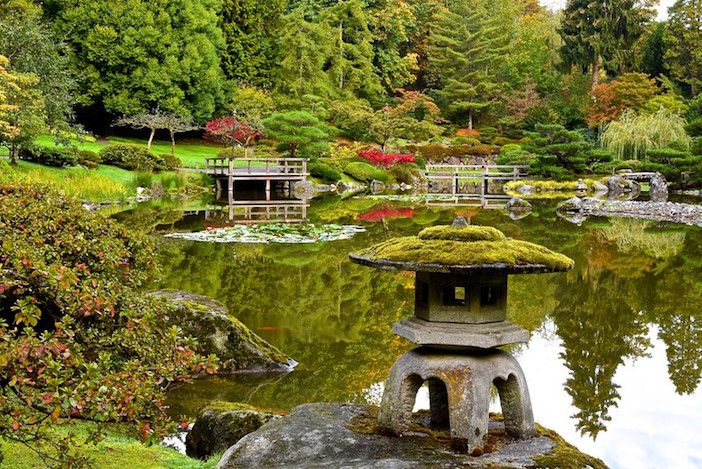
0, 183, 216, 466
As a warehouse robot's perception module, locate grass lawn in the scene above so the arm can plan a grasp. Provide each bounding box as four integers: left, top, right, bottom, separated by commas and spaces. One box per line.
34, 135, 223, 168
0, 421, 220, 469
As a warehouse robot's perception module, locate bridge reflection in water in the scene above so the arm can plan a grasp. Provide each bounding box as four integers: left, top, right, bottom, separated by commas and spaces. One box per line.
184, 199, 309, 226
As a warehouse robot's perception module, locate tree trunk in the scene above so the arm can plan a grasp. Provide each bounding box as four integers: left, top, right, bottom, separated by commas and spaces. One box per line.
468, 110, 473, 131
591, 55, 601, 90
9, 143, 17, 165
147, 128, 156, 150
290, 143, 297, 158
169, 129, 176, 157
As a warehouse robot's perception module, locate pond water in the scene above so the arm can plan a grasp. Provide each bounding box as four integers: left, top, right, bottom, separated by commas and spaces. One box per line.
119, 195, 702, 468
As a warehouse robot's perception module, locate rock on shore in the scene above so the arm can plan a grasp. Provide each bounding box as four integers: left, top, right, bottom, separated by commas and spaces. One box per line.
152, 290, 295, 373
216, 403, 605, 469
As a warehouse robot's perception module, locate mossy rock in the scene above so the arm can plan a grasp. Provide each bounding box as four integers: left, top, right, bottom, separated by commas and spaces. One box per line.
533, 424, 607, 469
186, 403, 280, 460
418, 225, 506, 242
153, 290, 294, 373
350, 223, 574, 274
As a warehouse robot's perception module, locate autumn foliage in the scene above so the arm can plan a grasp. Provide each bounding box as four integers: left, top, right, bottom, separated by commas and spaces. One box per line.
357, 149, 415, 167
204, 116, 263, 147
587, 73, 658, 127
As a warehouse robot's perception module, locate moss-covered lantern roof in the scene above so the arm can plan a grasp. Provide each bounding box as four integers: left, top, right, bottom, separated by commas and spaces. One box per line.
349, 218, 574, 274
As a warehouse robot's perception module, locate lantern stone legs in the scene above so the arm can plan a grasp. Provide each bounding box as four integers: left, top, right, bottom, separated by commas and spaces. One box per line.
378, 347, 535, 453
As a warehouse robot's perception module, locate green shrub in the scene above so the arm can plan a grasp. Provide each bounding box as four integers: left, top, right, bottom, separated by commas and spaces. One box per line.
218, 147, 247, 159
310, 161, 342, 183
408, 144, 500, 162
690, 137, 702, 155
685, 118, 702, 137
389, 163, 420, 184
646, 148, 690, 164
132, 171, 154, 188
159, 153, 182, 171
478, 126, 498, 144
100, 144, 165, 171
494, 136, 520, 147
325, 144, 365, 172
344, 161, 389, 182
19, 146, 78, 167
451, 136, 480, 146
497, 144, 534, 166
77, 150, 102, 168
159, 172, 188, 191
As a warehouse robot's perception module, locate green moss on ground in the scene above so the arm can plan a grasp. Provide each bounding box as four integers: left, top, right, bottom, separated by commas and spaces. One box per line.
0, 421, 221, 469
532, 424, 608, 469
354, 232, 574, 271
418, 225, 506, 242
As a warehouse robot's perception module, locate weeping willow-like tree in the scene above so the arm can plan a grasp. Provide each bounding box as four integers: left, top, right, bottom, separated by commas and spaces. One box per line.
601, 108, 690, 160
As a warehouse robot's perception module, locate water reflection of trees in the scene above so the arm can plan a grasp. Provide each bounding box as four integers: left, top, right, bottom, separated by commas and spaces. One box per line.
549, 217, 702, 438
144, 202, 702, 433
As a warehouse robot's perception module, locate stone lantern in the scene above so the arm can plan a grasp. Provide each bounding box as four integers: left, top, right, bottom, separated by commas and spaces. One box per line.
349, 218, 574, 453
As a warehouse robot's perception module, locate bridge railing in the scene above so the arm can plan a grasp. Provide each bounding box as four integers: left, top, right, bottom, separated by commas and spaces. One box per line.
204, 157, 308, 177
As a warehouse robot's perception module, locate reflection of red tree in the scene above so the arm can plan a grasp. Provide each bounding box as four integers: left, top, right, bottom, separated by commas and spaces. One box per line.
358, 149, 415, 168
357, 206, 415, 222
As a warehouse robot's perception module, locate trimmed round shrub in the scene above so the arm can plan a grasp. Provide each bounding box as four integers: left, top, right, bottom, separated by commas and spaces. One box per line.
218, 147, 247, 159
344, 162, 389, 183
646, 148, 690, 164
19, 146, 78, 167
100, 144, 164, 171
310, 161, 342, 183
77, 150, 102, 168
159, 153, 182, 171
478, 126, 498, 144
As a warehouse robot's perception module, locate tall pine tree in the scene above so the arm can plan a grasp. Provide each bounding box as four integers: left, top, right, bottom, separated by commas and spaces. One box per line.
275, 9, 335, 99
665, 0, 702, 95
427, 0, 511, 129
559, 0, 653, 89
218, 0, 287, 87
322, 0, 383, 102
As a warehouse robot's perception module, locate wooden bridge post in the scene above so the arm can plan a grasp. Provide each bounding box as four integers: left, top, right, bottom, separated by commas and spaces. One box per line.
452, 169, 458, 195
227, 158, 234, 202
482, 165, 488, 196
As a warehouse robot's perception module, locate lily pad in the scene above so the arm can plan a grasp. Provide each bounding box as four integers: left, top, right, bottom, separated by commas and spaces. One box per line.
164, 223, 366, 244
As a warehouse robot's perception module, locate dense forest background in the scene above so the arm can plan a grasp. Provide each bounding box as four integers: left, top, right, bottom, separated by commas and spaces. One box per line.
2, 0, 700, 134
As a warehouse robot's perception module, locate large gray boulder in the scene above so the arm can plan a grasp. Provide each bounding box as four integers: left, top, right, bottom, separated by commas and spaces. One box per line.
153, 290, 295, 373
607, 175, 640, 199
186, 402, 280, 459
216, 403, 605, 469
649, 173, 669, 203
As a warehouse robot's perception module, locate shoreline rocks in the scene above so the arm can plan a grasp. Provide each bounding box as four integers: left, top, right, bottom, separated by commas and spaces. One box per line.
557, 197, 702, 226
216, 403, 605, 469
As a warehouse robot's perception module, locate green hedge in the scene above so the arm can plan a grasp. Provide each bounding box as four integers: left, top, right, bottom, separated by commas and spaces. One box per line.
310, 161, 342, 183
344, 162, 389, 183
19, 146, 78, 167
100, 144, 180, 171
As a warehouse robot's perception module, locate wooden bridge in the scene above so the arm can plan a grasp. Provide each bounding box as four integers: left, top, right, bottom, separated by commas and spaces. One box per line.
203, 157, 309, 196
425, 164, 529, 196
